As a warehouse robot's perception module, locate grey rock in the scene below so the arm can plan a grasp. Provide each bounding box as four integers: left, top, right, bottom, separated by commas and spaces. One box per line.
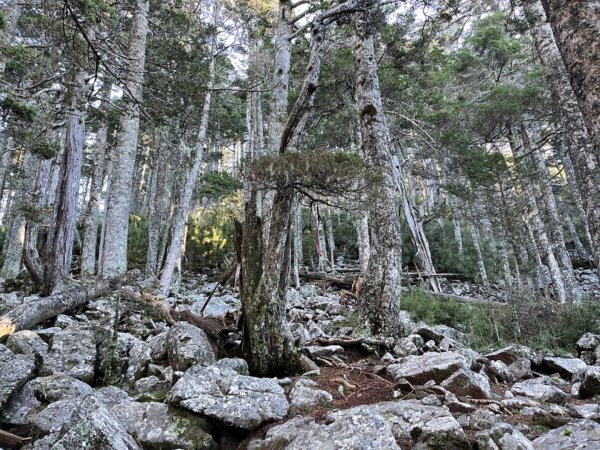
305, 345, 344, 358
470, 408, 501, 431
215, 357, 249, 375
579, 366, 600, 398
6, 330, 48, 363
133, 375, 170, 395
0, 292, 21, 314
475, 423, 533, 450
290, 379, 333, 412
146, 332, 168, 361
483, 359, 515, 384
577, 333, 600, 352
413, 323, 463, 344
167, 363, 289, 429
508, 358, 533, 381
112, 401, 215, 450
486, 345, 539, 366
126, 340, 152, 383
93, 386, 133, 408
511, 378, 569, 405
568, 403, 600, 420
441, 368, 492, 399
387, 351, 468, 385
520, 406, 569, 428
41, 328, 96, 383
0, 380, 41, 426
542, 357, 587, 381
532, 420, 600, 449
189, 293, 240, 318
32, 375, 93, 402
393, 334, 424, 357
298, 284, 319, 298
0, 344, 35, 409
166, 322, 215, 371
54, 315, 76, 328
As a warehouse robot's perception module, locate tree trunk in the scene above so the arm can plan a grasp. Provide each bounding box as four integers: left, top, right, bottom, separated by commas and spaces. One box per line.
326, 207, 336, 271
352, 5, 404, 336
100, 0, 149, 277
292, 198, 302, 288
524, 0, 600, 274
42, 70, 87, 294
356, 213, 370, 274
80, 85, 111, 278
469, 223, 489, 287
311, 205, 329, 271
0, 0, 21, 75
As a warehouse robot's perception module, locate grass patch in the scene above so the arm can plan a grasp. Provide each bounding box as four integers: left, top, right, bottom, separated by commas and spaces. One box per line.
401, 289, 600, 354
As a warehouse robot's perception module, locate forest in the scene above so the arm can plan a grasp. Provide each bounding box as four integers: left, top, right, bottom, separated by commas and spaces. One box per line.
1, 0, 600, 448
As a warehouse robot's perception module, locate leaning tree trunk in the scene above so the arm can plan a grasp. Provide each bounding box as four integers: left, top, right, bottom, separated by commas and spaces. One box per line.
42, 70, 87, 294
159, 39, 217, 295
352, 5, 404, 336
80, 84, 111, 278
524, 0, 600, 274
100, 0, 149, 277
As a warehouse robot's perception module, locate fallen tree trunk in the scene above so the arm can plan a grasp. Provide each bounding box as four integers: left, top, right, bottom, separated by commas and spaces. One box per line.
0, 271, 140, 340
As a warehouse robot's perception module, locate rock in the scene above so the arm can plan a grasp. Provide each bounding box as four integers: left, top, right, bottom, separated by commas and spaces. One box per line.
166, 322, 215, 371
483, 359, 515, 384
393, 334, 424, 357
305, 345, 344, 358
520, 406, 569, 428
133, 375, 170, 396
112, 401, 215, 450
93, 386, 133, 408
579, 366, 600, 398
470, 408, 501, 431
508, 358, 533, 381
441, 368, 492, 399
532, 420, 600, 449
41, 328, 97, 383
387, 351, 468, 385
577, 333, 600, 352
511, 378, 569, 405
32, 375, 93, 402
146, 332, 168, 361
215, 357, 249, 375
248, 400, 468, 450
6, 330, 48, 364
0, 380, 41, 426
125, 340, 152, 383
542, 356, 587, 381
290, 379, 333, 412
0, 344, 35, 409
167, 363, 289, 429
568, 403, 600, 420
486, 345, 538, 366
475, 423, 533, 450
189, 293, 240, 318
413, 323, 463, 344
298, 284, 319, 298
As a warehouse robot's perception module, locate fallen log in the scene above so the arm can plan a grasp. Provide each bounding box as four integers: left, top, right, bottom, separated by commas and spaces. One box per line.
0, 429, 28, 449
0, 271, 141, 340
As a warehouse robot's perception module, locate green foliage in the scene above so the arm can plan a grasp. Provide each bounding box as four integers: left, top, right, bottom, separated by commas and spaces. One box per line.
127, 215, 148, 270
31, 140, 59, 159
196, 172, 241, 199
1, 96, 36, 122
402, 290, 600, 354
0, 9, 5, 30
185, 193, 242, 270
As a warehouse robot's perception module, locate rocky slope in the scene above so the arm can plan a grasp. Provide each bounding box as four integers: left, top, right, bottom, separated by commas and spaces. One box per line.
1, 274, 600, 449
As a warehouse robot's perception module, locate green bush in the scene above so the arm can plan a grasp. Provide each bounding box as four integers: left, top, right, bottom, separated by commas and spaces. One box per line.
401, 289, 600, 354
127, 214, 149, 269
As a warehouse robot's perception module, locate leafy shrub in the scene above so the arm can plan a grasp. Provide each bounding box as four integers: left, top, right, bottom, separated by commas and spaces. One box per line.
127, 214, 148, 269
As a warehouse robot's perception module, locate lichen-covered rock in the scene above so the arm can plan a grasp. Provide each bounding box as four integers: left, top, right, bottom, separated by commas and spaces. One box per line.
125, 340, 152, 383
6, 330, 48, 364
32, 375, 93, 403
579, 366, 600, 399
216, 357, 249, 375
0, 344, 35, 409
577, 333, 600, 353
290, 379, 333, 412
387, 352, 468, 385
146, 332, 168, 361
486, 345, 539, 366
508, 358, 533, 381
112, 401, 215, 449
166, 322, 215, 371
93, 386, 133, 408
532, 420, 600, 449
167, 363, 288, 429
441, 368, 492, 399
0, 380, 41, 426
470, 408, 501, 431
41, 328, 97, 383
413, 323, 464, 344
475, 423, 533, 450
305, 345, 344, 358
542, 356, 587, 381
247, 400, 468, 450
511, 378, 569, 405
393, 334, 424, 357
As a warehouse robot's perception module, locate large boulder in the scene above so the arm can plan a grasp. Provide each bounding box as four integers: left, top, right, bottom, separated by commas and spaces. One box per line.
579, 366, 600, 399
441, 368, 492, 399
112, 401, 215, 449
0, 380, 41, 426
532, 420, 600, 449
511, 378, 569, 405
0, 344, 35, 409
486, 345, 539, 366
41, 328, 97, 383
475, 423, 533, 450
289, 379, 333, 412
576, 333, 600, 353
167, 363, 288, 429
32, 375, 93, 403
247, 400, 469, 450
413, 323, 463, 344
166, 322, 215, 371
125, 340, 152, 383
6, 330, 48, 364
387, 352, 468, 384
542, 356, 587, 381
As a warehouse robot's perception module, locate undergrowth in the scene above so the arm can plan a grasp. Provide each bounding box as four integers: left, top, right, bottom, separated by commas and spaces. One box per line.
401, 289, 600, 355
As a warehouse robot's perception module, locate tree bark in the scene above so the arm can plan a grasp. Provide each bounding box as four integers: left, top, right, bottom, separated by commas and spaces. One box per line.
100, 0, 149, 277
352, 3, 404, 336
356, 213, 370, 274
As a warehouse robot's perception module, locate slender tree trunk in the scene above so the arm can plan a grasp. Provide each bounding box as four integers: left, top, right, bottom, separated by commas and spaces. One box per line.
356, 213, 370, 274
352, 5, 404, 336
469, 223, 489, 287
100, 0, 149, 277
159, 34, 217, 295
292, 198, 302, 288
0, 0, 21, 75
81, 85, 111, 278
326, 207, 336, 271
42, 71, 87, 294
311, 205, 329, 271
